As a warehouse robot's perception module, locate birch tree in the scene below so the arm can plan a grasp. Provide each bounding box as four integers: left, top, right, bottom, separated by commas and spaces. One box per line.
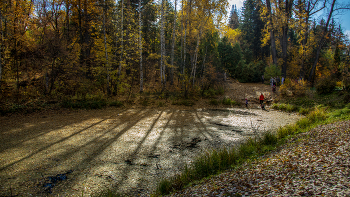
160, 0, 165, 90
170, 0, 177, 85
102, 0, 110, 95
139, 0, 143, 92
0, 7, 3, 82
118, 0, 124, 94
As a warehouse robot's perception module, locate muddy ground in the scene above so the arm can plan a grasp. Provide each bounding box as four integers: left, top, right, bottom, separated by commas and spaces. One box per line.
0, 104, 301, 196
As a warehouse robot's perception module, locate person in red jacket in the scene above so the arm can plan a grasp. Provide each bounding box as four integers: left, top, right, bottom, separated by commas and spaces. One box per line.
259, 93, 265, 110
259, 93, 264, 105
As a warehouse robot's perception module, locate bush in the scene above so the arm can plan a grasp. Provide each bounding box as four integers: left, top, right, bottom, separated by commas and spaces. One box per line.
264, 64, 281, 84
157, 101, 165, 107
172, 100, 195, 106
209, 99, 219, 105
316, 76, 336, 95
109, 101, 123, 107
157, 179, 172, 195
141, 99, 150, 106
61, 99, 107, 109
222, 98, 238, 106
279, 78, 307, 97
299, 107, 310, 115
277, 124, 298, 139
286, 104, 298, 112
203, 87, 225, 98
237, 61, 264, 83
307, 106, 327, 123
238, 138, 258, 158
261, 132, 278, 146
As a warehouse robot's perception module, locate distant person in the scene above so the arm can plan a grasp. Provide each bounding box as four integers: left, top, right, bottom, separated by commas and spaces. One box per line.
272, 84, 276, 92
282, 77, 285, 85
277, 76, 280, 86
259, 93, 264, 105
245, 98, 249, 108
270, 77, 273, 88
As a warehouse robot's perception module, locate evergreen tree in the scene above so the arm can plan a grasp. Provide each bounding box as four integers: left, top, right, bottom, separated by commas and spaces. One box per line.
229, 5, 240, 29
239, 0, 268, 63
218, 37, 242, 78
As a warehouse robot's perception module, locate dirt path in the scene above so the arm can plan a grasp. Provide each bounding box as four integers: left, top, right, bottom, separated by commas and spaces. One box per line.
223, 79, 276, 105
0, 83, 296, 196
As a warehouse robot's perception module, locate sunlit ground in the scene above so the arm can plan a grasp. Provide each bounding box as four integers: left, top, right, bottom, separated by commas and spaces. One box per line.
0, 107, 301, 196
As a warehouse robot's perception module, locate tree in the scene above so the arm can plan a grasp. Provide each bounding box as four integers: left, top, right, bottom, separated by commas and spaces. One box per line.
264, 0, 277, 65
240, 0, 267, 63
138, 0, 143, 92
308, 0, 336, 83
0, 6, 3, 82
228, 5, 239, 29
160, 0, 165, 90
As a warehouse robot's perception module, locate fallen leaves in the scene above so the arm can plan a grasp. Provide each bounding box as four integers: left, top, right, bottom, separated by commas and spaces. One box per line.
169, 120, 350, 196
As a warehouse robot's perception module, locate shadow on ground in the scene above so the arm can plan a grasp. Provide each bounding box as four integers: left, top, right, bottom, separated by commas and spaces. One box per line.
0, 107, 300, 196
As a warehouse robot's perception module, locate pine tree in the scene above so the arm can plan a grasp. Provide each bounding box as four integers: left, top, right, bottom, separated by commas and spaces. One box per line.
229, 5, 239, 29
240, 0, 267, 63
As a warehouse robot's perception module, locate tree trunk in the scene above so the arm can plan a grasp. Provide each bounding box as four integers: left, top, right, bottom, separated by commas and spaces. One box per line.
281, 0, 293, 78
102, 0, 110, 95
191, 28, 202, 85
0, 8, 3, 82
180, 1, 184, 76
65, 0, 70, 40
139, 0, 143, 92
308, 0, 336, 83
160, 0, 165, 90
170, 0, 177, 85
182, 1, 187, 76
281, 25, 288, 78
266, 0, 277, 65
118, 0, 124, 95
201, 45, 207, 79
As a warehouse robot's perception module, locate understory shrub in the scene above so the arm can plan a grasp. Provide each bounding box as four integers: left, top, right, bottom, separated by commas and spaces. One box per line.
209, 99, 219, 105
61, 99, 107, 109
222, 98, 238, 106
172, 100, 195, 106
271, 103, 299, 113
308, 106, 328, 122
263, 64, 281, 84
109, 101, 123, 107
202, 87, 224, 98
316, 76, 336, 95
279, 78, 307, 97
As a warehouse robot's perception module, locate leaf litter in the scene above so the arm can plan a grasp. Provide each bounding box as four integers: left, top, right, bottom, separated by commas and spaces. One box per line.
168, 120, 350, 196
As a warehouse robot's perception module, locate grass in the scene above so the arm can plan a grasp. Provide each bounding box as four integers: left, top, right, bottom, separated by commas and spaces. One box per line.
171, 100, 195, 106
271, 90, 350, 115
222, 97, 239, 106
154, 104, 349, 196
209, 99, 219, 105
202, 87, 225, 98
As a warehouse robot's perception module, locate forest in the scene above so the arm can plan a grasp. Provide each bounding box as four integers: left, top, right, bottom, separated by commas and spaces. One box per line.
0, 0, 349, 109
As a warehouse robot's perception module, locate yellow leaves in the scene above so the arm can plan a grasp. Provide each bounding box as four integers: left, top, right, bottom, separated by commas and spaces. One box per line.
221, 25, 241, 45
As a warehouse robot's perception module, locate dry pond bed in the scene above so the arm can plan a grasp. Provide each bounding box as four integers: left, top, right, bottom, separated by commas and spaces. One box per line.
0, 107, 301, 196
